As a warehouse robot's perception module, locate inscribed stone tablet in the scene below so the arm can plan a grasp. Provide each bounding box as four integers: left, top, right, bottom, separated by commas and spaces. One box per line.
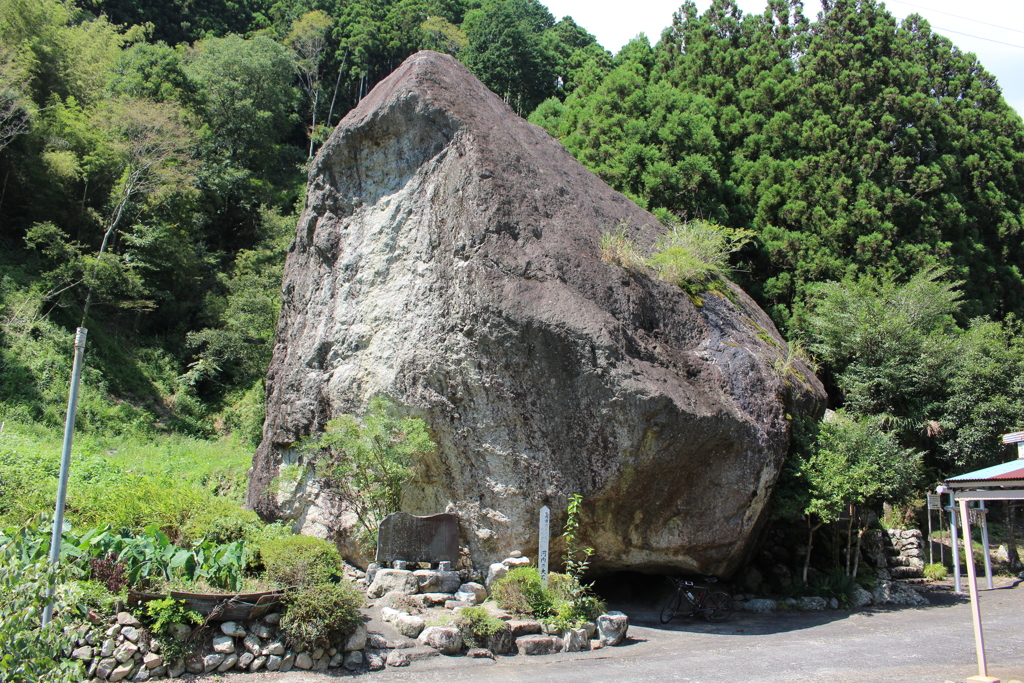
376, 512, 459, 565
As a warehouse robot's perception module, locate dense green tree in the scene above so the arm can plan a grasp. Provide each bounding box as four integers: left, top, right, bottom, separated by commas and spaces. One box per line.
461, 0, 558, 114
543, 0, 1024, 329
940, 317, 1024, 469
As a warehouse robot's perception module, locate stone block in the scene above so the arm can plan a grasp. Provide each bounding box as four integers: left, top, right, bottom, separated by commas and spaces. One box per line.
202, 653, 224, 673
515, 635, 563, 655
486, 625, 516, 655
294, 652, 314, 670
343, 651, 363, 670
744, 598, 777, 613
142, 653, 162, 669
108, 662, 134, 683
597, 612, 629, 646
417, 626, 463, 655
507, 620, 543, 637
250, 655, 267, 672
217, 654, 238, 672
266, 655, 282, 671
368, 569, 419, 598
116, 613, 140, 627
562, 628, 589, 652
96, 657, 118, 679
221, 621, 246, 637
797, 596, 827, 611
386, 650, 411, 667
486, 563, 508, 588
343, 623, 368, 651
396, 614, 426, 638
212, 635, 235, 654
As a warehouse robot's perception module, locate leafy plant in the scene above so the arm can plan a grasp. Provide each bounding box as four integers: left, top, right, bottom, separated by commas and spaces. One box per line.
144, 598, 202, 663
260, 534, 340, 588
300, 396, 435, 550
490, 567, 553, 617
280, 582, 363, 651
562, 494, 593, 579
809, 569, 858, 608
0, 521, 81, 683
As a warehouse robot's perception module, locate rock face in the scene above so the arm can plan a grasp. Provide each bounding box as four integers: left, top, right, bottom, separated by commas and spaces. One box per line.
247, 50, 825, 575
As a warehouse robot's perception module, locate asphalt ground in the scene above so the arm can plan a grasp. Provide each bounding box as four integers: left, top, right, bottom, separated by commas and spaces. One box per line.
215, 578, 1024, 683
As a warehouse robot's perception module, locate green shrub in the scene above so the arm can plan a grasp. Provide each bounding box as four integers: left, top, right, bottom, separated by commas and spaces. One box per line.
455, 606, 506, 648
144, 598, 202, 663
0, 524, 82, 683
260, 534, 341, 587
181, 503, 262, 545
543, 572, 606, 629
242, 521, 294, 571
924, 563, 948, 581
280, 582, 363, 650
491, 567, 553, 617
810, 569, 858, 608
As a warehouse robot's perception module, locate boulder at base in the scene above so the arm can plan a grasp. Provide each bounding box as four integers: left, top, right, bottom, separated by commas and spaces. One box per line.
247, 50, 826, 575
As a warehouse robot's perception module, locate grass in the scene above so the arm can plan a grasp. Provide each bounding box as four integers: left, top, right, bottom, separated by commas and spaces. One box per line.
0, 419, 254, 541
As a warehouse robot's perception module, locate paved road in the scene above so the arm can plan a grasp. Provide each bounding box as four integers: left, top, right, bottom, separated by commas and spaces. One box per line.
224, 580, 1024, 683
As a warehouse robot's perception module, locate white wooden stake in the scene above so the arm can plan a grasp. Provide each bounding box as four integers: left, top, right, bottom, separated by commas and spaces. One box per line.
538, 505, 550, 586
960, 499, 997, 683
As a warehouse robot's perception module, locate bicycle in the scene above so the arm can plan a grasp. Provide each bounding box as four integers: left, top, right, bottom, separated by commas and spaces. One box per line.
659, 576, 734, 624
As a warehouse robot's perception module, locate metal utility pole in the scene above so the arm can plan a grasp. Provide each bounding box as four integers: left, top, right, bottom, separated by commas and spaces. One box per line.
42, 327, 87, 626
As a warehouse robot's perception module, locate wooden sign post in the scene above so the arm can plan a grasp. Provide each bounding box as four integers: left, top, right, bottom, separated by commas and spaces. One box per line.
538, 505, 550, 586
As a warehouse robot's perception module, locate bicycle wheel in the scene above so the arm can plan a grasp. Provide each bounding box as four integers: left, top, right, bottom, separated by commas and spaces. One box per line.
703, 591, 734, 622
659, 590, 682, 624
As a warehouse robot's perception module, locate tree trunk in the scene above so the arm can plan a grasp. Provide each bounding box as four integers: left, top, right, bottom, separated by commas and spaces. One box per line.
803, 517, 823, 585
844, 504, 855, 575
852, 523, 867, 579
1007, 501, 1021, 571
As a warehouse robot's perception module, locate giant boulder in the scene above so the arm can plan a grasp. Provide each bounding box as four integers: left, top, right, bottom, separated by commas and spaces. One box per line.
247, 50, 825, 575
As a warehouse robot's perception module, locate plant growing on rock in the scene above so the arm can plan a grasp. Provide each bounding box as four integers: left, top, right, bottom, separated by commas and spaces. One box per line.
455, 606, 506, 648
279, 581, 363, 651
144, 598, 202, 664
599, 224, 645, 271
300, 396, 435, 550
647, 220, 753, 294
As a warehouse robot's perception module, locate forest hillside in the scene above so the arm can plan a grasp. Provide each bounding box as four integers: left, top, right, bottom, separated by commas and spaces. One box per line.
1, 0, 1023, 538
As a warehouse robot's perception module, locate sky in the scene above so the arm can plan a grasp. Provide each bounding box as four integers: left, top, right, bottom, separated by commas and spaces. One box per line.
540, 0, 1024, 115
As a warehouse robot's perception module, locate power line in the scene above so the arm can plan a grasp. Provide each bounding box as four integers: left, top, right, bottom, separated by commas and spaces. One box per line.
929, 24, 1024, 50
887, 0, 1024, 36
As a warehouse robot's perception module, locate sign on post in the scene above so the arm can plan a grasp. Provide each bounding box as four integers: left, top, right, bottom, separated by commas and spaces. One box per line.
927, 494, 941, 510
538, 505, 550, 586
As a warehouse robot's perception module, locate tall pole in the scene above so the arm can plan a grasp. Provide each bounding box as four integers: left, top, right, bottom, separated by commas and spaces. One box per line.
950, 492, 962, 594
959, 499, 996, 683
538, 505, 550, 586
42, 327, 87, 626
979, 502, 994, 590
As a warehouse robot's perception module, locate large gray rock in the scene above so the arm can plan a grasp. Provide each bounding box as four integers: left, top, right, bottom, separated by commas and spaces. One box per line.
368, 569, 419, 598
417, 626, 463, 655
247, 50, 826, 574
